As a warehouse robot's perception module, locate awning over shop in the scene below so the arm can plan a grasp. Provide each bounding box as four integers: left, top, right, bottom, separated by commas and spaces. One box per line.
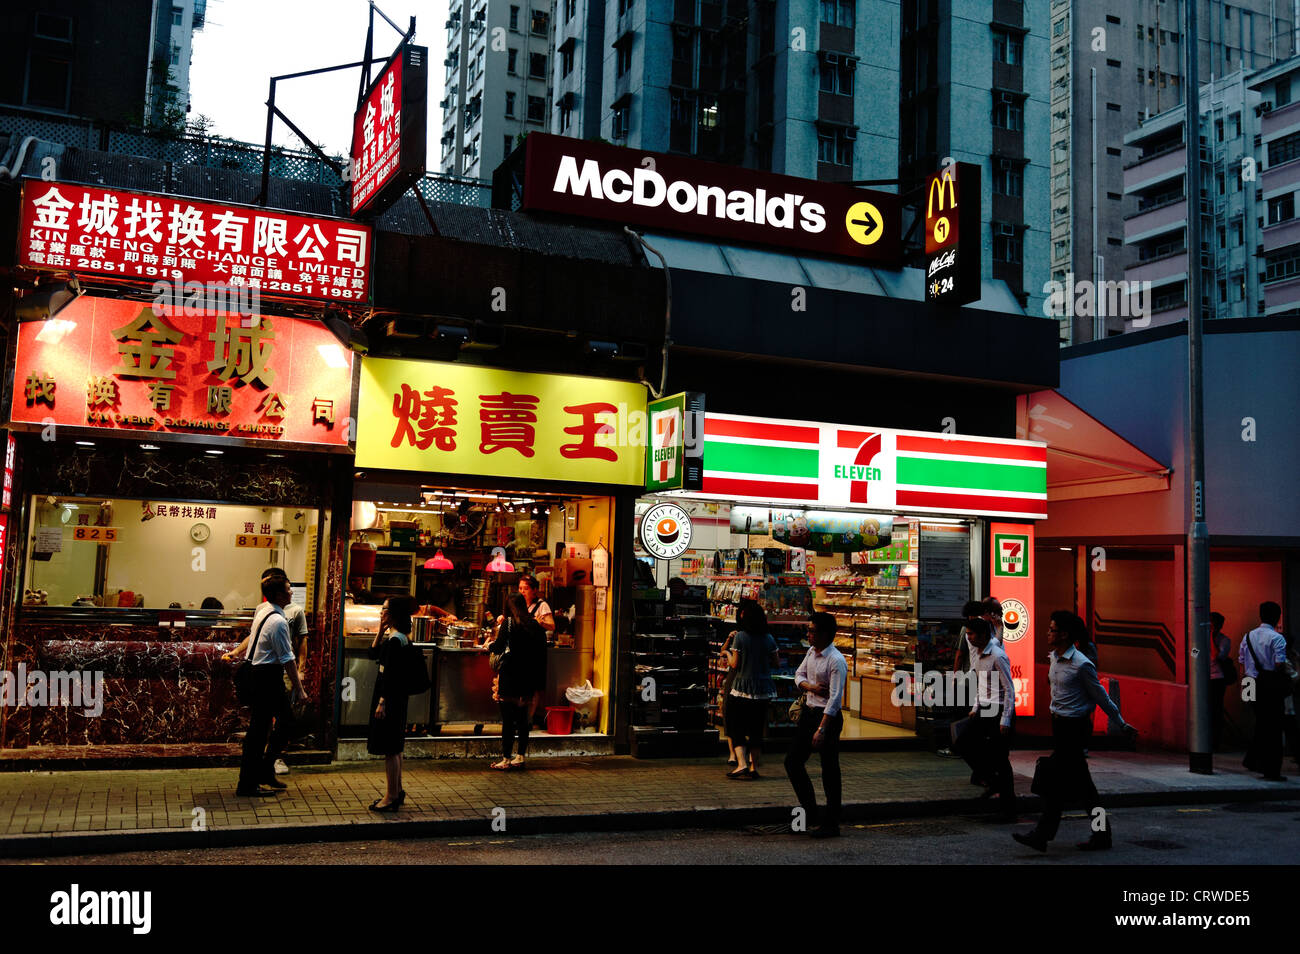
1016, 390, 1171, 501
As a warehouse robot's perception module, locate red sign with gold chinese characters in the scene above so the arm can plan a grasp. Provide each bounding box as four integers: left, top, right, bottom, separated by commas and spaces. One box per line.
17, 181, 372, 304
7, 296, 355, 450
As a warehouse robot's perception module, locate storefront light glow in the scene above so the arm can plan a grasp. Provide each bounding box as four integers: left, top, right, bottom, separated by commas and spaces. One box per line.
317, 343, 349, 369
424, 550, 454, 570
34, 318, 76, 345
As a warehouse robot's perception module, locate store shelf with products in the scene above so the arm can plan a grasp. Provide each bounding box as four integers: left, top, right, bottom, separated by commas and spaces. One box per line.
628, 600, 721, 757
370, 549, 416, 598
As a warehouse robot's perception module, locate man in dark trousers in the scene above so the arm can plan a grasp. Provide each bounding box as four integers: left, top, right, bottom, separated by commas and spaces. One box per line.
1012, 612, 1137, 853
1239, 601, 1291, 781
786, 612, 848, 839
235, 575, 308, 797
963, 618, 1017, 821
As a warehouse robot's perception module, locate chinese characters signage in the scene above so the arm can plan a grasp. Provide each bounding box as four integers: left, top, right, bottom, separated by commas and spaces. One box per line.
356, 358, 646, 485
519, 134, 900, 262
18, 181, 372, 304
2, 432, 14, 512
989, 521, 1036, 717
924, 162, 981, 306
7, 296, 355, 449
350, 43, 428, 216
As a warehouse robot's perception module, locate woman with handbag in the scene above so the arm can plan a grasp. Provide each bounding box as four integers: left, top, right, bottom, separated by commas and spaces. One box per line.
367, 595, 416, 812
724, 599, 779, 779
1208, 612, 1235, 747
488, 594, 547, 771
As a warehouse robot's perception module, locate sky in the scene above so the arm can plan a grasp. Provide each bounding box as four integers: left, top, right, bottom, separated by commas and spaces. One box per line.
189, 0, 447, 160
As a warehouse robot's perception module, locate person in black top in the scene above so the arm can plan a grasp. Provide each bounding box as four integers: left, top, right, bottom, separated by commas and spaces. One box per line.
489, 594, 548, 770
367, 595, 416, 812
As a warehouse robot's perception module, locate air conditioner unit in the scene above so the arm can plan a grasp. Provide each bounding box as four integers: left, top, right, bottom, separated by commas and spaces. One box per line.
440, 97, 450, 109
1260, 101, 1274, 113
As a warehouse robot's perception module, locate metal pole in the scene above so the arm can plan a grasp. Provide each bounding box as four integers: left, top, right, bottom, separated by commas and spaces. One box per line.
1091, 66, 1100, 342
259, 76, 276, 207
1186, 0, 1214, 775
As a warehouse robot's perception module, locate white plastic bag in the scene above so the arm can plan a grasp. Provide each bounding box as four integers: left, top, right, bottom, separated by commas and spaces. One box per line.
565, 679, 604, 705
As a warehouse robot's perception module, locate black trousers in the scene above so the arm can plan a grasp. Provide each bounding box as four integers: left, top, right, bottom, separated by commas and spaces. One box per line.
238, 665, 291, 789
500, 700, 531, 758
961, 709, 1015, 808
1244, 683, 1286, 777
1034, 714, 1101, 841
784, 706, 843, 828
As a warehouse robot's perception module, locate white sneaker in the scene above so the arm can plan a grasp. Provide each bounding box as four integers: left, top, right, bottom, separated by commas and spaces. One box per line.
273, 759, 290, 776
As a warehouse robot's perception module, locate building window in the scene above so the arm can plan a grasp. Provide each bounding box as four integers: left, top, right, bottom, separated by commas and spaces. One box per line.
170, 44, 181, 66
992, 96, 1024, 131
531, 9, 550, 36
1106, 14, 1120, 24
505, 134, 514, 156
510, 6, 520, 30
1107, 237, 1122, 245
529, 52, 547, 79
33, 12, 73, 40
1265, 249, 1300, 282
613, 104, 630, 139
993, 230, 1023, 264
560, 99, 573, 131
172, 5, 184, 26
618, 0, 633, 14
24, 53, 71, 110
616, 36, 633, 76
507, 48, 518, 74
1107, 58, 1121, 68
527, 95, 545, 123
1106, 146, 1122, 156
820, 0, 855, 28
818, 58, 855, 95
1268, 193, 1295, 224
993, 164, 1023, 196
1269, 130, 1300, 166
505, 91, 516, 117
1276, 78, 1292, 107
1232, 220, 1243, 245
1107, 191, 1121, 200
817, 128, 854, 166
1106, 102, 1121, 112
565, 0, 577, 21
1229, 111, 1241, 138
1215, 117, 1224, 141
992, 30, 1023, 66
561, 41, 574, 76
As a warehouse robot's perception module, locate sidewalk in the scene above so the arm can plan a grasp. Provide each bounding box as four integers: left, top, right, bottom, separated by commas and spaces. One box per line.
0, 748, 1292, 858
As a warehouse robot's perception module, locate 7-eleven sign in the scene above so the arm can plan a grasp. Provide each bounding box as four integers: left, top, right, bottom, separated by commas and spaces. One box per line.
645, 392, 704, 492
994, 533, 1029, 577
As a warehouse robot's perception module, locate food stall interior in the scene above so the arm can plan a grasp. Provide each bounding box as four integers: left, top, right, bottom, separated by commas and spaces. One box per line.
343, 484, 615, 736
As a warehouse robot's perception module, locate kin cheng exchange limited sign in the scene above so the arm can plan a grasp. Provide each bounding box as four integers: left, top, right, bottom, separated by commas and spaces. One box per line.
8, 296, 355, 450
519, 133, 901, 262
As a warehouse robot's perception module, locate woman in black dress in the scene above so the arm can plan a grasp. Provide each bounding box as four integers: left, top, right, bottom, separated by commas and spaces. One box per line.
368, 594, 416, 811
489, 594, 547, 770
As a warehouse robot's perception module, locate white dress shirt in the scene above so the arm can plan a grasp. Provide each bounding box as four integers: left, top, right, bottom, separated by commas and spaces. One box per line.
1238, 623, 1287, 679
794, 645, 848, 717
970, 640, 1016, 728
1048, 645, 1125, 724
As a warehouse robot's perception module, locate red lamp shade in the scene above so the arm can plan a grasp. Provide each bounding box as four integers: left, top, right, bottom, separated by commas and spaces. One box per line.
424, 550, 453, 571
486, 555, 515, 573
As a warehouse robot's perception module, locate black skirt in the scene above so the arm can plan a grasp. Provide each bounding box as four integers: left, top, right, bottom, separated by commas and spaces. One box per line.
366, 635, 410, 756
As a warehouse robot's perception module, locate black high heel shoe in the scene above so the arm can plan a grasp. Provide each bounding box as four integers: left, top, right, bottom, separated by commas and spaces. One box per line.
369, 798, 400, 813
397, 789, 406, 805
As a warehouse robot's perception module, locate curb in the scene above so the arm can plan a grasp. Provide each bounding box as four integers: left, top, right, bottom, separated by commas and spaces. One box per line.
0, 784, 1294, 859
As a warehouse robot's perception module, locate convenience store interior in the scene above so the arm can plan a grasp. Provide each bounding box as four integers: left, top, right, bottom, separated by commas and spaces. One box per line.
636, 497, 970, 742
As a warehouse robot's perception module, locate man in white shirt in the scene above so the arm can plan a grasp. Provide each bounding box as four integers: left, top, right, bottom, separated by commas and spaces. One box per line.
224, 568, 310, 776
963, 618, 1017, 821
1239, 601, 1291, 780
785, 612, 848, 838
1013, 612, 1137, 853
234, 575, 307, 797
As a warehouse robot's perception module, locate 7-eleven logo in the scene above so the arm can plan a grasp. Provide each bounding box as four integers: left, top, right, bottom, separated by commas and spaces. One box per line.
652, 408, 681, 483
836, 430, 881, 504
994, 533, 1030, 577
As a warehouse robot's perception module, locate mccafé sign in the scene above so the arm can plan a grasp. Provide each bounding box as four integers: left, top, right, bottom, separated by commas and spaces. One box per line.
924, 161, 981, 306
519, 134, 900, 261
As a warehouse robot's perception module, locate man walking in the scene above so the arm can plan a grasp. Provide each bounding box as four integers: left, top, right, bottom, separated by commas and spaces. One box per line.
1012, 612, 1137, 853
1239, 601, 1291, 781
963, 618, 1016, 821
235, 574, 308, 797
785, 612, 848, 839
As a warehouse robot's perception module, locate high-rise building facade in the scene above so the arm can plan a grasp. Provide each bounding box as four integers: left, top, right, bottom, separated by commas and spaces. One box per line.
1248, 55, 1300, 316
1049, 0, 1295, 344
441, 0, 555, 179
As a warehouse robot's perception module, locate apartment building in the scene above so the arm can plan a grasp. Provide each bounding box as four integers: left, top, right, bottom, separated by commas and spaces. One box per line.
441, 0, 555, 179
1049, 0, 1295, 343
1248, 55, 1300, 315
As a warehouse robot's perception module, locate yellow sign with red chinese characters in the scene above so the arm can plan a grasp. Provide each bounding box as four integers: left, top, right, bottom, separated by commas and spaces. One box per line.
356, 358, 648, 485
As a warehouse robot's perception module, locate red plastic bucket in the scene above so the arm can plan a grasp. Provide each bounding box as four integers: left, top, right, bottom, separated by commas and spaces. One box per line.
546, 706, 575, 735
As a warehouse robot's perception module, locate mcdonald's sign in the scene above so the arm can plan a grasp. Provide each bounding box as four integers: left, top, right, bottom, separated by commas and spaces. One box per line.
924, 162, 981, 305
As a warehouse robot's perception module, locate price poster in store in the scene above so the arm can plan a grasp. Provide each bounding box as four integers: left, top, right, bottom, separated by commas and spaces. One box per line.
235, 534, 277, 549
72, 526, 119, 542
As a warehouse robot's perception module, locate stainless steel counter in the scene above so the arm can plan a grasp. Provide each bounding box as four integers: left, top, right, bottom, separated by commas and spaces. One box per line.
434, 646, 497, 727
340, 638, 434, 728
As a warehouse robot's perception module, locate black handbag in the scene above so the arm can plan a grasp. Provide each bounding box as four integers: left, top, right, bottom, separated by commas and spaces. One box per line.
233, 611, 276, 707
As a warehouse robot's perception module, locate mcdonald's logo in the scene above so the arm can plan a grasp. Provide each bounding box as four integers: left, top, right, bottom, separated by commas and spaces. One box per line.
927, 168, 958, 218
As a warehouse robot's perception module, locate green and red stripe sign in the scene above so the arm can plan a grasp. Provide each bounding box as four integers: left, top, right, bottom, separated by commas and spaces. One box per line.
699, 413, 1046, 519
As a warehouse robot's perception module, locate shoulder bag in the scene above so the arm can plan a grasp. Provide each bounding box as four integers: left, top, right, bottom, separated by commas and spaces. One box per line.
402, 638, 431, 695
1246, 633, 1288, 698
233, 611, 276, 707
